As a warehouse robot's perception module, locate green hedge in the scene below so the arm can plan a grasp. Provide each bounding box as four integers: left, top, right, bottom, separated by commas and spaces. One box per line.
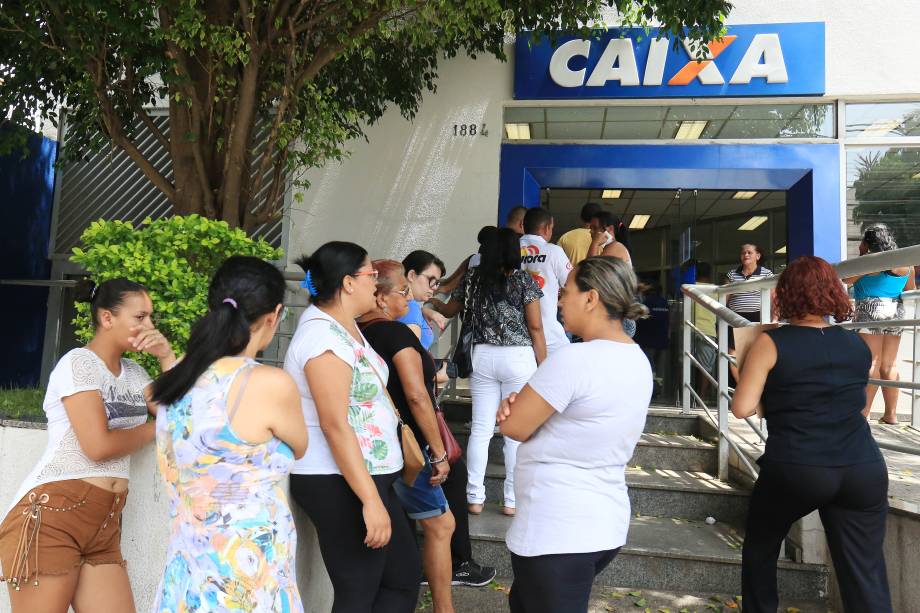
71, 215, 283, 376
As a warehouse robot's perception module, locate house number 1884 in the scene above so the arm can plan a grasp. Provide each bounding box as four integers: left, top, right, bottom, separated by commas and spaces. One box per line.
453, 124, 488, 137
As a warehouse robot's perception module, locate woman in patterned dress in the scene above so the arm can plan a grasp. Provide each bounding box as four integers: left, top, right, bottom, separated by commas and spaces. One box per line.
150, 256, 308, 612
284, 241, 421, 613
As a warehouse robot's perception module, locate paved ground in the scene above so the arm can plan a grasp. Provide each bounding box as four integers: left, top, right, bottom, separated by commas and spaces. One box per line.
416, 582, 831, 612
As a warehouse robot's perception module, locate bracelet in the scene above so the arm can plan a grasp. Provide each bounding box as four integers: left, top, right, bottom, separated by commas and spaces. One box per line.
429, 451, 449, 465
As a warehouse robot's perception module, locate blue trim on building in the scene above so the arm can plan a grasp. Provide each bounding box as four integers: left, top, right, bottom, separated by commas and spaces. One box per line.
498, 143, 840, 262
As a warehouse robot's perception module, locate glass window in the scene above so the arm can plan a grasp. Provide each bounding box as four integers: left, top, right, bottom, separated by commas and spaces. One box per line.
845, 102, 920, 138
846, 147, 920, 257
503, 103, 835, 141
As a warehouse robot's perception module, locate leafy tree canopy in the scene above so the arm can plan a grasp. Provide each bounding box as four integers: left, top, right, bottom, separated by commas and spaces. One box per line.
0, 0, 730, 229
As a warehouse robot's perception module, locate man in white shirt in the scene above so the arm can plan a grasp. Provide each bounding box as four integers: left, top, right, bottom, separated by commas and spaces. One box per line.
520, 208, 572, 354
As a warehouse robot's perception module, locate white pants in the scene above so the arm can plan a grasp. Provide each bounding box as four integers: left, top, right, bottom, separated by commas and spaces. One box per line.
467, 344, 537, 507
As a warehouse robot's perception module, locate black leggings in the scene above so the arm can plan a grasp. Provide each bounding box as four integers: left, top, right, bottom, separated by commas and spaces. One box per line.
509, 548, 620, 613
440, 457, 473, 566
290, 472, 420, 613
742, 460, 892, 613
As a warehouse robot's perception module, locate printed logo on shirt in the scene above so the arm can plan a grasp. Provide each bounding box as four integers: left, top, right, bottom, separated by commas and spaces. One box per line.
520, 244, 547, 264
527, 270, 546, 289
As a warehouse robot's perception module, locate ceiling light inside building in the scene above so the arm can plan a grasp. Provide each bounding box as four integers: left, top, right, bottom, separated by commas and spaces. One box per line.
629, 214, 651, 229
861, 119, 901, 137
732, 191, 758, 200
775, 245, 787, 254
738, 216, 769, 231
674, 120, 708, 140
505, 123, 531, 140
601, 189, 622, 199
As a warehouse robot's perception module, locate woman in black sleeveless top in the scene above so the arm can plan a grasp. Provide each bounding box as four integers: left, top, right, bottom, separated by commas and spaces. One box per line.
733, 256, 891, 613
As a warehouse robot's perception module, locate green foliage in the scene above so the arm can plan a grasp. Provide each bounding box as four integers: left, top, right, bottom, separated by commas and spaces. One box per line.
70, 215, 282, 376
0, 388, 46, 422
0, 1, 730, 227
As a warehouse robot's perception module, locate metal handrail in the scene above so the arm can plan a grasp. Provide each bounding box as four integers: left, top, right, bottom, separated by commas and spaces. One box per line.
681, 245, 920, 481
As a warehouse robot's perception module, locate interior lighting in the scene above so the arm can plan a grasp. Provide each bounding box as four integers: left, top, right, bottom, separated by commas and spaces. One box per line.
505, 123, 531, 140
732, 191, 758, 200
861, 119, 900, 137
738, 216, 769, 231
674, 120, 708, 140
629, 214, 651, 229
601, 189, 622, 199
775, 245, 787, 254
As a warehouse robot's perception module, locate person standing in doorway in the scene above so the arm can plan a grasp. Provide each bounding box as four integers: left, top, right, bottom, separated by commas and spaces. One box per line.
589, 211, 632, 263
558, 202, 601, 267
734, 256, 892, 613
497, 256, 652, 613
437, 228, 546, 517
844, 224, 915, 424
520, 207, 573, 355
506, 206, 527, 236
725, 243, 773, 379
0, 279, 176, 613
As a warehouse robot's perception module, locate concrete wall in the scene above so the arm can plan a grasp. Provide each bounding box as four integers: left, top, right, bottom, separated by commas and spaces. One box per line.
287, 0, 920, 274
0, 423, 333, 612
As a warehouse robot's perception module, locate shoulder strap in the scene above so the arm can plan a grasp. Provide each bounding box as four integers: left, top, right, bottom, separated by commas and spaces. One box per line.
227, 363, 256, 423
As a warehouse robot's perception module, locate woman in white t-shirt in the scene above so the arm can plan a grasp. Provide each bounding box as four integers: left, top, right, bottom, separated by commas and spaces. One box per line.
284, 241, 420, 612
497, 256, 652, 613
0, 278, 176, 613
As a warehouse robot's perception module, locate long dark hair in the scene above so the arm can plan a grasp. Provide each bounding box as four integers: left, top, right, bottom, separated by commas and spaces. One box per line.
402, 250, 446, 277
474, 227, 521, 297
295, 241, 367, 305
594, 211, 631, 250
151, 256, 285, 406
74, 278, 147, 326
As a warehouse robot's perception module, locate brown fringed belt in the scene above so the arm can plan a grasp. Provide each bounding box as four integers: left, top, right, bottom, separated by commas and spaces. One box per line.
3, 491, 85, 590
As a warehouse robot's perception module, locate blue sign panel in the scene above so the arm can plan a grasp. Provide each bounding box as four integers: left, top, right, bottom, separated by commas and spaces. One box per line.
514, 22, 825, 99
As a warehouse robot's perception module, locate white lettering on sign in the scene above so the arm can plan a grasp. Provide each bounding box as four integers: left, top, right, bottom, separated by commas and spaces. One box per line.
730, 33, 789, 84
642, 37, 670, 86
586, 38, 640, 86
548, 39, 591, 88
547, 33, 790, 88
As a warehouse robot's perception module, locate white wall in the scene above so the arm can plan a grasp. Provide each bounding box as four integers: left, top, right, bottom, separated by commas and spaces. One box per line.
0, 424, 332, 613
288, 1, 920, 272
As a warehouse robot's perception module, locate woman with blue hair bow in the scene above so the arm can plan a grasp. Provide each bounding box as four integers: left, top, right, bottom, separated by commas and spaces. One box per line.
284, 241, 421, 613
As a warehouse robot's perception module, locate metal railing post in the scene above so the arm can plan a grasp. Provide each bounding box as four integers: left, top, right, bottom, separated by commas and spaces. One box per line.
717, 294, 730, 481
913, 297, 920, 430
760, 287, 771, 323
682, 294, 692, 414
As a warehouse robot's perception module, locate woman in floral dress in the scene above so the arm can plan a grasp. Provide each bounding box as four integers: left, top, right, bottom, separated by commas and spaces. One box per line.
150, 256, 308, 612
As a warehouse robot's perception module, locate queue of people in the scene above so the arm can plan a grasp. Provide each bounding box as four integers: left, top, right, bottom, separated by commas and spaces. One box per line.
0, 206, 903, 613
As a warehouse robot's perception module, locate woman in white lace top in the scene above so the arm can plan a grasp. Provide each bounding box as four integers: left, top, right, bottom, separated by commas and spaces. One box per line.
0, 278, 175, 613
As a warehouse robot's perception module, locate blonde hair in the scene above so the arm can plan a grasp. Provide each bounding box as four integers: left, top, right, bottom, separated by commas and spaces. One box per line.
574, 257, 648, 321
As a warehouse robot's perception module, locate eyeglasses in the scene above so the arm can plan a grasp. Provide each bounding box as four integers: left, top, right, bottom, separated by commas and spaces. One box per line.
394, 286, 412, 297
420, 273, 441, 289
353, 269, 379, 281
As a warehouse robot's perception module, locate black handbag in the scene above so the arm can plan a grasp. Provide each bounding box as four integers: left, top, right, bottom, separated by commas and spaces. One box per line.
451, 276, 478, 378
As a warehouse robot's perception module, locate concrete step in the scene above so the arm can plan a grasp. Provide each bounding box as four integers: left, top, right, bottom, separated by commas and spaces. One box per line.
454, 430, 717, 474
418, 579, 830, 612
466, 506, 828, 600
481, 464, 750, 527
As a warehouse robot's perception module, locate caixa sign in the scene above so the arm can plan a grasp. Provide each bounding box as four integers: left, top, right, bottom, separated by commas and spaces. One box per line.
514, 22, 824, 99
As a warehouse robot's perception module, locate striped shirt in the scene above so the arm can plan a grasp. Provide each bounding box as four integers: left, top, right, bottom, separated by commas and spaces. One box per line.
725, 265, 773, 313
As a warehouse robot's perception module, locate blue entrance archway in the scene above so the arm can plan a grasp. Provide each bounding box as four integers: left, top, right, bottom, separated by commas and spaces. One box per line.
498, 143, 840, 262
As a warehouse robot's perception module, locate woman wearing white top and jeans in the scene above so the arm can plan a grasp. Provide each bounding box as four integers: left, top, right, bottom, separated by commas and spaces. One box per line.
438, 228, 546, 517
498, 256, 652, 613
284, 241, 420, 613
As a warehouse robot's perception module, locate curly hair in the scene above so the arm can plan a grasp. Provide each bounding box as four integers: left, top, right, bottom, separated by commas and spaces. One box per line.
862, 224, 897, 253
774, 256, 852, 322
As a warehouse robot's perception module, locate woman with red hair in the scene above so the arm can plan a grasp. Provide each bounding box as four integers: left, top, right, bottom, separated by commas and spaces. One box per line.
733, 256, 891, 613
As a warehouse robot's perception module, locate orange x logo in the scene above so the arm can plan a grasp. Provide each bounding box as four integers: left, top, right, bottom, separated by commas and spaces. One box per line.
668, 36, 737, 85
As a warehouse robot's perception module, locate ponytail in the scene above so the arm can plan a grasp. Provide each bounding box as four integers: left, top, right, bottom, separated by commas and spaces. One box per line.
151, 256, 285, 406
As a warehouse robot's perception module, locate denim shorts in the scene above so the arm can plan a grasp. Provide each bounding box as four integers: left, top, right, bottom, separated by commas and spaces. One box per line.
393, 457, 449, 520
